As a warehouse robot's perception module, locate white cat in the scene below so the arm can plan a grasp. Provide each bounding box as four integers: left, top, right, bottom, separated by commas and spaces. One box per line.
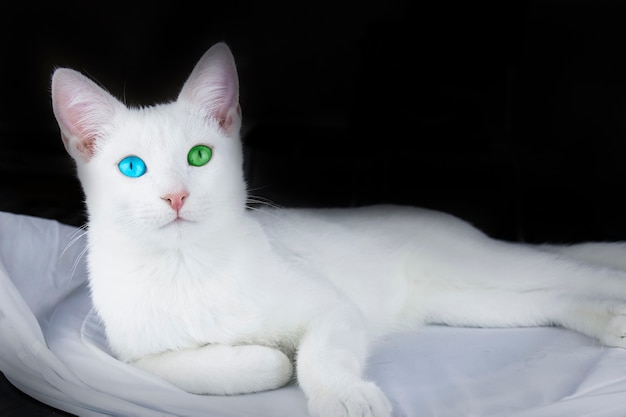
51, 43, 626, 417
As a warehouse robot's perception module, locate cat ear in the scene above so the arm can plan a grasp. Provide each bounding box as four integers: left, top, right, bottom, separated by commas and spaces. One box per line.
178, 42, 241, 135
51, 68, 122, 162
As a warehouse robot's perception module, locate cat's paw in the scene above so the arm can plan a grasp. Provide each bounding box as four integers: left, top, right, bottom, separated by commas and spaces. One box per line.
230, 345, 294, 392
307, 381, 392, 417
133, 344, 293, 395
601, 311, 626, 348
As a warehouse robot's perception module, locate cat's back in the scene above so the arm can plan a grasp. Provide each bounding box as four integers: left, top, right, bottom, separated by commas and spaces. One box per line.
251, 204, 485, 248
250, 204, 489, 288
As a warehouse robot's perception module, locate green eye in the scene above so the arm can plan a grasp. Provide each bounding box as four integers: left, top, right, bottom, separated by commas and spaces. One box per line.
187, 145, 212, 167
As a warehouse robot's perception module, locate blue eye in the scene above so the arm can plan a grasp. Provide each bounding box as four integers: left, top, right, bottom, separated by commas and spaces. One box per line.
118, 156, 147, 178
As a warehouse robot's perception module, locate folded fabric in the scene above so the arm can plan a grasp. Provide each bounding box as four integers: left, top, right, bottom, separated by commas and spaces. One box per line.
2, 211, 626, 417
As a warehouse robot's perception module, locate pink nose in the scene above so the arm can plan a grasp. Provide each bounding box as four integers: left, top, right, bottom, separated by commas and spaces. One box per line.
161, 190, 189, 212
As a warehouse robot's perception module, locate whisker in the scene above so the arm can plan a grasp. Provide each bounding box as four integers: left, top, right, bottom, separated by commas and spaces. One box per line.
62, 224, 88, 255
59, 223, 89, 287
243, 196, 300, 234
68, 243, 90, 284
246, 195, 282, 210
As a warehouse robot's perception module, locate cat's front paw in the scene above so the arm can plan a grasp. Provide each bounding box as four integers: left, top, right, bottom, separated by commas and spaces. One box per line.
230, 345, 294, 392
307, 381, 392, 417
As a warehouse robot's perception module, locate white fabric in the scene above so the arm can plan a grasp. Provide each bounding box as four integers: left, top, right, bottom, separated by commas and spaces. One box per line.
3, 210, 626, 417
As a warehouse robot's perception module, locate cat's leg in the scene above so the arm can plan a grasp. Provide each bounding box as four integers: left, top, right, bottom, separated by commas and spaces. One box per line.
540, 242, 626, 271
409, 239, 626, 348
296, 304, 393, 417
421, 285, 626, 348
132, 343, 293, 395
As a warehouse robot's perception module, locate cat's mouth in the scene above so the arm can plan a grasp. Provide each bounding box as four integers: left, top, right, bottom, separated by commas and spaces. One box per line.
160, 216, 193, 229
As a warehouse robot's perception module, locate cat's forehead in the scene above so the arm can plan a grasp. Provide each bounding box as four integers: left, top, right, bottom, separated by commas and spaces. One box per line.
112, 103, 219, 151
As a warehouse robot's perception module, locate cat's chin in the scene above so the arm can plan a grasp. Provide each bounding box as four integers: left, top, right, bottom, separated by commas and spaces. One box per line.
151, 219, 201, 248
157, 218, 202, 240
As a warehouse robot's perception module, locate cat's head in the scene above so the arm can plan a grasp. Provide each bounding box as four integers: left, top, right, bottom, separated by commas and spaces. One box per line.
51, 43, 247, 247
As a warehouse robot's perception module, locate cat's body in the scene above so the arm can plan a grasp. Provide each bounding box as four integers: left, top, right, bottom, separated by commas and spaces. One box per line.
51, 43, 626, 417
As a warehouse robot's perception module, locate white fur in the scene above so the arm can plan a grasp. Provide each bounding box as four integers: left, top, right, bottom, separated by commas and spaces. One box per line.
51, 43, 626, 417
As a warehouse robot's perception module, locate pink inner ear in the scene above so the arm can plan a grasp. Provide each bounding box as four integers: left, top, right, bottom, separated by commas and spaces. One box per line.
178, 43, 241, 134
61, 132, 96, 157
51, 68, 118, 160
218, 103, 241, 133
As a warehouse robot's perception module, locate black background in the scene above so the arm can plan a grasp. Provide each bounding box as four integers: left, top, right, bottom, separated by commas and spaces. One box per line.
2, 1, 626, 414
